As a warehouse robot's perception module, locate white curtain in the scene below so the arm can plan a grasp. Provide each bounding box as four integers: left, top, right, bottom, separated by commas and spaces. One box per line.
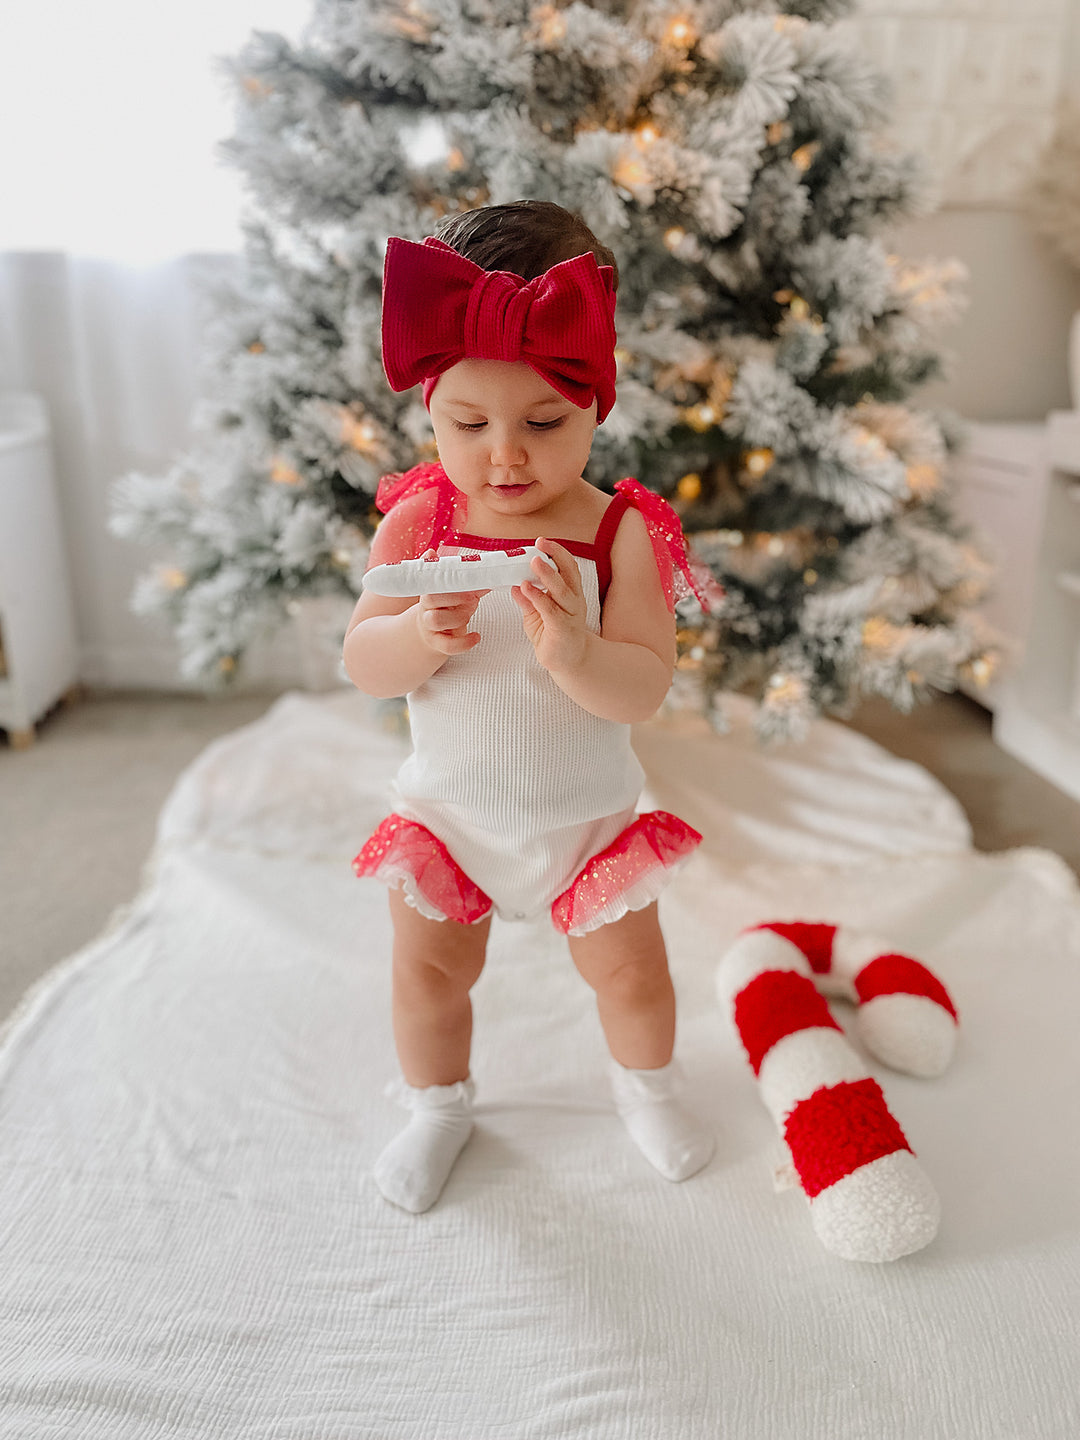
0, 4, 309, 689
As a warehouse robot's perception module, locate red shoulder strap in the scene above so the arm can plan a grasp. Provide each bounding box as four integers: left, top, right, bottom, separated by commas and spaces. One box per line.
592, 493, 631, 601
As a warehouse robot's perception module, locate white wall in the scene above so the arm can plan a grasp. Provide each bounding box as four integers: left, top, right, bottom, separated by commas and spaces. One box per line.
885, 209, 1080, 422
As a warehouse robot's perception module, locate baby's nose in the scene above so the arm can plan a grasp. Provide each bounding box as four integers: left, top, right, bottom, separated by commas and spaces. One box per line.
488, 431, 527, 464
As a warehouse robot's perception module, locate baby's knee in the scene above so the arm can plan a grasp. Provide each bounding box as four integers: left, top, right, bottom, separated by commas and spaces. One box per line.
584, 951, 673, 1008
392, 927, 488, 999
397, 950, 480, 996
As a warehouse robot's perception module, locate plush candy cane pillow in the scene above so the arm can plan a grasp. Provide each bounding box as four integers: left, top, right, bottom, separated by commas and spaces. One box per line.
716, 921, 959, 1263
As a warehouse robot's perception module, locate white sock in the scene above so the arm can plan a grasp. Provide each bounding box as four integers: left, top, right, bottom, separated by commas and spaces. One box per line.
609, 1057, 714, 1182
374, 1076, 475, 1214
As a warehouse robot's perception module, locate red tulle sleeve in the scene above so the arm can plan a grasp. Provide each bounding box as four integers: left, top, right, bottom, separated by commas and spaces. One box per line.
372, 461, 467, 557
614, 478, 724, 614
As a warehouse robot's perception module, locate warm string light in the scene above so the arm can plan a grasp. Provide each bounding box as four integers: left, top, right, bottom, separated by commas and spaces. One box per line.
270, 457, 302, 486
247, 341, 265, 354
676, 366, 735, 432
851, 427, 888, 463
744, 447, 775, 480
387, 0, 433, 42
612, 149, 652, 191
905, 463, 940, 497
675, 624, 719, 671
791, 142, 820, 173
680, 401, 719, 432
663, 15, 697, 50
862, 616, 903, 651
158, 566, 187, 591
765, 673, 806, 706
887, 255, 949, 309
966, 654, 997, 687
531, 4, 567, 45
339, 408, 381, 454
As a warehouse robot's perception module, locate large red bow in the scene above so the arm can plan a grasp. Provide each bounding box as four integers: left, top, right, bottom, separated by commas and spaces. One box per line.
380, 236, 619, 421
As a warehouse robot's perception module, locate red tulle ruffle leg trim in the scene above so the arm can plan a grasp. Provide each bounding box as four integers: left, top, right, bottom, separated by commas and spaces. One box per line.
551, 811, 702, 937
353, 814, 492, 925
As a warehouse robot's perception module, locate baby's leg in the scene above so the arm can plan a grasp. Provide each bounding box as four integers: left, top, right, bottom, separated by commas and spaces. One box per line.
374, 888, 491, 1213
569, 903, 713, 1181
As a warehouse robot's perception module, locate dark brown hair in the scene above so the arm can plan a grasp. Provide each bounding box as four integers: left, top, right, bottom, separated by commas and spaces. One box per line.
434, 200, 619, 293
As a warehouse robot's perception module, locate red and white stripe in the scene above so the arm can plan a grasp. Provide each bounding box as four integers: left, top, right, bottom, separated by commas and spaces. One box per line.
716, 922, 959, 1263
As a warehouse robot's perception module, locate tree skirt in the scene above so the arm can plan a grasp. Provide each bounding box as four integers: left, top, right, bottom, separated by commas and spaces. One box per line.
1, 692, 1077, 1439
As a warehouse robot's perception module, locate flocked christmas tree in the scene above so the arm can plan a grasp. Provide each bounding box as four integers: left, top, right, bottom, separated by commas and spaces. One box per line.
110, 0, 997, 739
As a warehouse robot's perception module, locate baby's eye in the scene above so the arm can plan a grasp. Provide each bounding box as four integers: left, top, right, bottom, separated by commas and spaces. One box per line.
450, 418, 566, 432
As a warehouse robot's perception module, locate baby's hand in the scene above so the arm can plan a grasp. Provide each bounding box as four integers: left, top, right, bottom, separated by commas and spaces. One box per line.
414, 552, 488, 655
512, 539, 589, 675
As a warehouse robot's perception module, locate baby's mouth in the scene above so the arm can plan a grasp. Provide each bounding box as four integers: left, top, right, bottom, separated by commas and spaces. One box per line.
490, 480, 534, 496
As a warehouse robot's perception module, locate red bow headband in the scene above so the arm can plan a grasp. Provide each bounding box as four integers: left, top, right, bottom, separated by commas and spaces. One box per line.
380, 236, 619, 423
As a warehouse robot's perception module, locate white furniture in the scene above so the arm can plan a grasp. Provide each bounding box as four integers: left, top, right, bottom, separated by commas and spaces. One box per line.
946, 420, 1053, 711
0, 392, 79, 748
984, 411, 1080, 801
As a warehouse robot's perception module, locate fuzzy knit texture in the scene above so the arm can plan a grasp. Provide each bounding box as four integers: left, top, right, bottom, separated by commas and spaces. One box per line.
716, 922, 958, 1262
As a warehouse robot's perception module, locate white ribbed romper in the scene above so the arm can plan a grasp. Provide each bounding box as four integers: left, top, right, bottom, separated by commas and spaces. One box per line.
391, 495, 643, 923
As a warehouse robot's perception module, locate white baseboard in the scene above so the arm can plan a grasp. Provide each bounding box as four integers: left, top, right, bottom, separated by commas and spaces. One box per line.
993, 701, 1080, 805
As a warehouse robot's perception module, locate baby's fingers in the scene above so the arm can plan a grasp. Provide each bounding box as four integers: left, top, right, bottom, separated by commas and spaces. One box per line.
435, 630, 481, 653
424, 588, 489, 609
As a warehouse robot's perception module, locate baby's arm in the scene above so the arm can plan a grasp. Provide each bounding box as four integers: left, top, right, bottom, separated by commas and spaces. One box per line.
343, 497, 487, 698
516, 508, 675, 723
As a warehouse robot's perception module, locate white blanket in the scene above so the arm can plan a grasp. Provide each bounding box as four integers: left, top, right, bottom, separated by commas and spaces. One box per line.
1, 692, 1077, 1439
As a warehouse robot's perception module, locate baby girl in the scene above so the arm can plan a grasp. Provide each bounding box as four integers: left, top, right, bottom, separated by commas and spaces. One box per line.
344, 200, 716, 1212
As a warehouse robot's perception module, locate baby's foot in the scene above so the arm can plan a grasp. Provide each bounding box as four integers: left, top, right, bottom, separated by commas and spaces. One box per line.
609, 1058, 714, 1182
374, 1076, 475, 1213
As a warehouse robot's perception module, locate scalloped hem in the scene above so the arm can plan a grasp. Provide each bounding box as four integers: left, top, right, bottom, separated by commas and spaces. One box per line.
551, 811, 702, 937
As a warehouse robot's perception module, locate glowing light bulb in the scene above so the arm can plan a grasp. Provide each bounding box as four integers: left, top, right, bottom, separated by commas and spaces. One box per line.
744, 447, 775, 478
664, 16, 697, 49
270, 458, 302, 486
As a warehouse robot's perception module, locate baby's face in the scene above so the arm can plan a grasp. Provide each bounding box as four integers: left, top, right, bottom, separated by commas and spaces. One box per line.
428, 358, 598, 523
